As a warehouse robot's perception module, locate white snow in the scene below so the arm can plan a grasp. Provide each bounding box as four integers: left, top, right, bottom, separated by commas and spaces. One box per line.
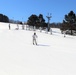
0, 22, 76, 75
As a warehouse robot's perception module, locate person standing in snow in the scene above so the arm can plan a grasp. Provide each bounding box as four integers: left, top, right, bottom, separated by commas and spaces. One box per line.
32, 32, 38, 45
9, 24, 11, 30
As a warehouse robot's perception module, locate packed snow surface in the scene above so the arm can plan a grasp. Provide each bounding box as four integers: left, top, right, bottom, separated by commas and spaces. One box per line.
0, 22, 76, 75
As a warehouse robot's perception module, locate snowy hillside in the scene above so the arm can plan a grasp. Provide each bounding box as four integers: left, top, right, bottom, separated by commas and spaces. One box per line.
0, 22, 76, 75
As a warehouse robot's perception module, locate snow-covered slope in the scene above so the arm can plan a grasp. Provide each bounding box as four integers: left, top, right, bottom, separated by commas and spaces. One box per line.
0, 22, 76, 75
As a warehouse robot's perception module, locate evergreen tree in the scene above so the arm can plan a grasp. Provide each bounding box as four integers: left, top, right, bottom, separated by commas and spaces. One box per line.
0, 14, 9, 22
27, 14, 38, 27
61, 11, 76, 35
38, 14, 45, 27
27, 14, 46, 29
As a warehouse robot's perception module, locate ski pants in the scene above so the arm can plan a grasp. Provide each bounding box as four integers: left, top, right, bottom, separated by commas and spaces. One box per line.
33, 39, 37, 44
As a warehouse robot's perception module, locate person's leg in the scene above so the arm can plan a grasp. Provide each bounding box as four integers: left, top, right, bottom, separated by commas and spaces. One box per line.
35, 39, 37, 45
33, 39, 34, 45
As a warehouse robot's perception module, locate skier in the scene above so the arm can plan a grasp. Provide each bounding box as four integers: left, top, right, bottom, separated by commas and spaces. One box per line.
32, 32, 38, 45
63, 30, 66, 37
9, 24, 11, 30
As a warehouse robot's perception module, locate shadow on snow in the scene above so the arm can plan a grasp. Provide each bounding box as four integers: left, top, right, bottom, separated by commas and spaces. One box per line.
37, 44, 50, 47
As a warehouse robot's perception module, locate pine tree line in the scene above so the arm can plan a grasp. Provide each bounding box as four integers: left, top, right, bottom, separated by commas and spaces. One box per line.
0, 14, 9, 22
27, 14, 47, 29
60, 11, 76, 35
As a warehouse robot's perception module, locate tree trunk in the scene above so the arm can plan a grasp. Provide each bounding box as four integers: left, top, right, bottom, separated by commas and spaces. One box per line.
71, 29, 73, 35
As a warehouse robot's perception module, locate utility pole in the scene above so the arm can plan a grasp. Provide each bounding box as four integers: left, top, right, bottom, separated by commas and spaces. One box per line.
46, 13, 52, 33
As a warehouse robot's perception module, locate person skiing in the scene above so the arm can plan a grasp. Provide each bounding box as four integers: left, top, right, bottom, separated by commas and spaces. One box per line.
32, 32, 38, 45
9, 24, 11, 30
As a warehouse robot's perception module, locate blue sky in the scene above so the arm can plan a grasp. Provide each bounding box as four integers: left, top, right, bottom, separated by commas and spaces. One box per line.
0, 0, 76, 23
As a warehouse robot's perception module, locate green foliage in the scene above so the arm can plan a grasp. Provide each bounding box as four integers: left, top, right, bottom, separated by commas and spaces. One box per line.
27, 14, 46, 28
65, 11, 75, 23
27, 14, 38, 26
0, 14, 9, 22
61, 11, 76, 35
